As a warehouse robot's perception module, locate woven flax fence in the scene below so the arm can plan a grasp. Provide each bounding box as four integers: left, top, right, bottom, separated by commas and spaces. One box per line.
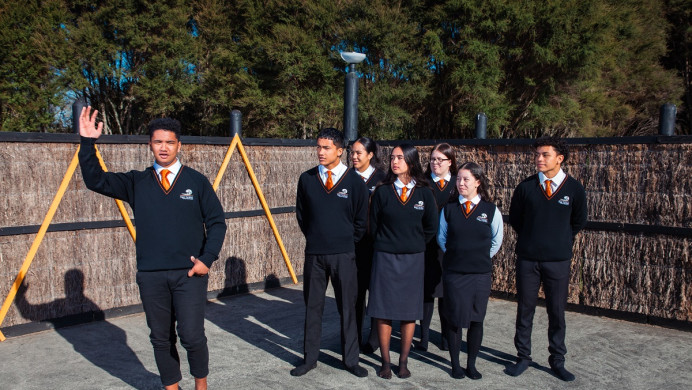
0, 134, 689, 335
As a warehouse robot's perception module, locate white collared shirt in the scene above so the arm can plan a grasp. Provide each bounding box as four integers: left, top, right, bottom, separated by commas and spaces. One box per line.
394, 178, 415, 197
319, 162, 348, 186
154, 159, 182, 183
355, 165, 375, 182
431, 172, 452, 184
538, 168, 566, 193
437, 194, 504, 258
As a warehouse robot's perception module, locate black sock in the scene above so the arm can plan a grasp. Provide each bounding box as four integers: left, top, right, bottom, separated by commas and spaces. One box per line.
438, 298, 449, 347
446, 327, 463, 375
466, 321, 483, 370
419, 301, 434, 345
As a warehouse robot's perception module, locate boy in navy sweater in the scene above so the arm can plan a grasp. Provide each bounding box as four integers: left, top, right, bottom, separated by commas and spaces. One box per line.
292, 128, 369, 378
78, 107, 226, 390
507, 136, 587, 382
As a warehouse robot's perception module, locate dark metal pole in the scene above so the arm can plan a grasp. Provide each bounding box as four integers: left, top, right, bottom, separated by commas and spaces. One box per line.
72, 99, 87, 134
475, 112, 487, 139
230, 109, 242, 137
659, 103, 676, 136
343, 63, 359, 143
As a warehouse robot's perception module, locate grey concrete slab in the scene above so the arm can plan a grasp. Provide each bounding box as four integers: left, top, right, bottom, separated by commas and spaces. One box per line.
0, 283, 690, 389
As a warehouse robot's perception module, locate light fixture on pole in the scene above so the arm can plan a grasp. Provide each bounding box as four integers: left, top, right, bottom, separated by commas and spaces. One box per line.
341, 51, 366, 143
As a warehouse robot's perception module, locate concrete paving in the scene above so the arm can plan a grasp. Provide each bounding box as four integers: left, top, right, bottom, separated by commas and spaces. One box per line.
0, 283, 690, 390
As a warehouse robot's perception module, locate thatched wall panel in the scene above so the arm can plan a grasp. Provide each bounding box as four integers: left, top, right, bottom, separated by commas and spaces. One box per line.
579, 232, 690, 321
211, 146, 316, 210
1, 139, 690, 330
1, 212, 305, 328
490, 227, 584, 305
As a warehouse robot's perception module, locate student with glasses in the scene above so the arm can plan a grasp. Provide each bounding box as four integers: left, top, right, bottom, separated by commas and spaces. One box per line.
416, 143, 458, 352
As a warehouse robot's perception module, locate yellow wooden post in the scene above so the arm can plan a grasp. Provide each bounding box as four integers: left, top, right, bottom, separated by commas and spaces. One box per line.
235, 137, 298, 284
95, 146, 136, 242
0, 148, 81, 341
212, 135, 240, 191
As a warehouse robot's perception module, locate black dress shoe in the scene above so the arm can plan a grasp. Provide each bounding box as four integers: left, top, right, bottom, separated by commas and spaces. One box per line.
551, 365, 575, 382
415, 340, 428, 351
397, 359, 411, 379
346, 364, 368, 378
466, 366, 482, 380
290, 363, 317, 377
378, 363, 392, 379
506, 359, 530, 377
451, 366, 465, 379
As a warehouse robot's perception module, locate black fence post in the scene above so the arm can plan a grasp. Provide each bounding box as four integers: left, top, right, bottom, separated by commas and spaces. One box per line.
72, 99, 87, 134
475, 112, 487, 139
343, 65, 359, 143
659, 103, 676, 136
230, 110, 242, 138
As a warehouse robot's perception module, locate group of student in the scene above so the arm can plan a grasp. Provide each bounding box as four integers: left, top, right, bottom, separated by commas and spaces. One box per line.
78, 106, 586, 389
292, 128, 587, 382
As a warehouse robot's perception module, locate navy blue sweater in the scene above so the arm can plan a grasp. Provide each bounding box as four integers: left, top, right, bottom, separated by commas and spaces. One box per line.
431, 175, 456, 212
79, 137, 227, 271
509, 174, 587, 262
296, 167, 369, 255
369, 184, 439, 254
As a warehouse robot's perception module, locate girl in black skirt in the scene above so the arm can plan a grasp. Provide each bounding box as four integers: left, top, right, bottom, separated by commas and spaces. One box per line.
367, 144, 439, 379
437, 162, 503, 380
417, 143, 458, 352
351, 137, 386, 352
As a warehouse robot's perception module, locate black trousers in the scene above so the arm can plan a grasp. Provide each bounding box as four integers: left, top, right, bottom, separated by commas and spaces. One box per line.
137, 269, 209, 386
514, 259, 570, 365
302, 252, 359, 367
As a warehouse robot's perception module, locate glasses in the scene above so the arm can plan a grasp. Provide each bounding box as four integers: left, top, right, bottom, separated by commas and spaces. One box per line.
430, 157, 450, 163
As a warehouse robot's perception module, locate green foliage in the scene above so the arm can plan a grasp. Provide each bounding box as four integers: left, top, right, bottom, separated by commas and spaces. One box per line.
0, 0, 686, 137
0, 1, 72, 132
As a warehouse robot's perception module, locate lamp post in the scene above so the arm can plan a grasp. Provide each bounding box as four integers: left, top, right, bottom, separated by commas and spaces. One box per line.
341, 51, 366, 144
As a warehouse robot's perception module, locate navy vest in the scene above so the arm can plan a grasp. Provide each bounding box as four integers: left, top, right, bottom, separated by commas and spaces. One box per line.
442, 200, 496, 274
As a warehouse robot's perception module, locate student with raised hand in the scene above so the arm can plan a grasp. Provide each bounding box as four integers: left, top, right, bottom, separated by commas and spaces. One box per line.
507, 136, 587, 382
350, 137, 387, 354
417, 143, 458, 352
438, 162, 503, 380
367, 144, 439, 379
78, 107, 226, 390
292, 128, 370, 378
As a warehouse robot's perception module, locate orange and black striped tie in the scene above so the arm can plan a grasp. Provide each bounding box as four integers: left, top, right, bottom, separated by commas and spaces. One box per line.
439, 179, 445, 189
400, 187, 408, 202
545, 179, 552, 197
465, 200, 472, 214
161, 169, 171, 190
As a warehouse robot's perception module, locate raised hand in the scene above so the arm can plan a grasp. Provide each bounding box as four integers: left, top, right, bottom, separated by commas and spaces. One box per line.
188, 256, 210, 277
79, 106, 103, 139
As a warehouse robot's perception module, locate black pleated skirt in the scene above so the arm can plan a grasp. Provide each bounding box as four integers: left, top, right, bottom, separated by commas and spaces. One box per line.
367, 251, 425, 321
442, 272, 491, 330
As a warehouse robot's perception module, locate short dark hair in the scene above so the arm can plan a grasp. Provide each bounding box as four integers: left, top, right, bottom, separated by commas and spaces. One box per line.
534, 136, 569, 162
317, 127, 345, 149
147, 118, 181, 141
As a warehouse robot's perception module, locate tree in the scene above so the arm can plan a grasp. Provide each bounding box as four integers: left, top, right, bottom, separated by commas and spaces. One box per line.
0, 1, 73, 132
662, 0, 692, 134
62, 0, 198, 134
